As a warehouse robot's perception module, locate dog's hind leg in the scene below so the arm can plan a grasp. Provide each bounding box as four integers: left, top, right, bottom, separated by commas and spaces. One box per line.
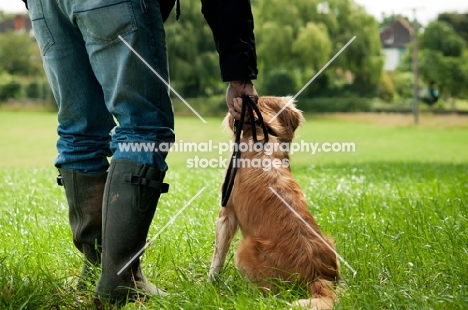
209, 206, 238, 279
235, 236, 273, 287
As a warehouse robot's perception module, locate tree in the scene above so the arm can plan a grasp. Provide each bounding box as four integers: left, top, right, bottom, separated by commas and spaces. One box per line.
418, 50, 468, 98
379, 13, 421, 30
164, 1, 221, 97
254, 0, 383, 96
399, 20, 468, 99
162, 0, 385, 98
328, 0, 384, 95
438, 12, 468, 44
292, 22, 332, 70
0, 32, 41, 76
419, 21, 466, 57
418, 21, 468, 99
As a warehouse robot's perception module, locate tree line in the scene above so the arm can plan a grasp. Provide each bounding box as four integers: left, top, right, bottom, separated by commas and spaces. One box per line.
165, 0, 383, 99
0, 1, 467, 112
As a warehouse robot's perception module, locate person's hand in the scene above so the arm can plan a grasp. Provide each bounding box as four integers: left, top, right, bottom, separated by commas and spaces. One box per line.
226, 80, 258, 120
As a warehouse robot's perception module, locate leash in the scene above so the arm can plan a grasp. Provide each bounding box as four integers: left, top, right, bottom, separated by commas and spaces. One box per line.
221, 95, 270, 207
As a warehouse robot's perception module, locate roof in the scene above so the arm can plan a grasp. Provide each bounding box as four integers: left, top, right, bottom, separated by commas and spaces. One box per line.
0, 14, 32, 33
380, 18, 414, 48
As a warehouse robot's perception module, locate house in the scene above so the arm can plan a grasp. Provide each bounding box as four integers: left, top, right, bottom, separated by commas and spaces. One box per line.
380, 18, 413, 71
0, 14, 32, 34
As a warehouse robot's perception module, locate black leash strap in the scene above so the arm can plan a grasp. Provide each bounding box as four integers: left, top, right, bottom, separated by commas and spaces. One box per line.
221, 95, 270, 206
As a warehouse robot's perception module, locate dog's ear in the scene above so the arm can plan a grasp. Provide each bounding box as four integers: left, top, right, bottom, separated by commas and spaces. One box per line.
261, 96, 304, 141
278, 96, 304, 133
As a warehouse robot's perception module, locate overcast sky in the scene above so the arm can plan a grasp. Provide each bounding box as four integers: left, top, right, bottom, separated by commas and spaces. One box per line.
1, 0, 467, 26
354, 0, 468, 25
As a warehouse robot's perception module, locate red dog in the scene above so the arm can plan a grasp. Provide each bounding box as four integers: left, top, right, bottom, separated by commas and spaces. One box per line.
209, 96, 340, 309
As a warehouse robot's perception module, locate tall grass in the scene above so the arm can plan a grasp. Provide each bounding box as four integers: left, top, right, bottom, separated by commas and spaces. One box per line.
0, 112, 467, 309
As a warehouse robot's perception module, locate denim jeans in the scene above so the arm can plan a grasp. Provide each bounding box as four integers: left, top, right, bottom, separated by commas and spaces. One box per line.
28, 0, 175, 173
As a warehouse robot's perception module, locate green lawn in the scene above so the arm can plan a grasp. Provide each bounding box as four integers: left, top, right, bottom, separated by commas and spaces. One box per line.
0, 111, 467, 309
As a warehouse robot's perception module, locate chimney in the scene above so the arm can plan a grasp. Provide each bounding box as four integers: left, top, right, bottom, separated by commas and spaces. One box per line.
14, 14, 25, 32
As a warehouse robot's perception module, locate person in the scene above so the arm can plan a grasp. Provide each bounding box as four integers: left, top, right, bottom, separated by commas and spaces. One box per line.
421, 81, 439, 106
22, 0, 258, 305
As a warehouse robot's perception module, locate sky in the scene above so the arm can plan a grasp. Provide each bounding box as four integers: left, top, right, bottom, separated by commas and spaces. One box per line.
1, 0, 467, 26
353, 0, 468, 26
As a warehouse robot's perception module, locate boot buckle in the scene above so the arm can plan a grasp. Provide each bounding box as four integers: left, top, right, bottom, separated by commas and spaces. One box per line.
124, 174, 169, 193
57, 174, 64, 186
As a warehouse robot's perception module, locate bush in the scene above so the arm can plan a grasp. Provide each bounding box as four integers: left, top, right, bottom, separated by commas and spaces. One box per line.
172, 95, 373, 116
262, 70, 297, 96
295, 97, 372, 113
172, 95, 227, 117
25, 82, 41, 99
0, 72, 21, 101
379, 71, 395, 102
0, 76, 57, 110
0, 82, 21, 100
392, 71, 414, 99
27, 81, 52, 99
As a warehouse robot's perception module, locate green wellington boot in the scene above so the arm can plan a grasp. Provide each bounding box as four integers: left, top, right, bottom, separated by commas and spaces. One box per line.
95, 159, 169, 305
58, 169, 107, 289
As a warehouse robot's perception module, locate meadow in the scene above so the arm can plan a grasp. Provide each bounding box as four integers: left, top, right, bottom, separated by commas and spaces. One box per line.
0, 111, 467, 309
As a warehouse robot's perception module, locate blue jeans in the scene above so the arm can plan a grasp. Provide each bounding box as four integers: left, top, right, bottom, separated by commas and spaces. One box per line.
28, 0, 175, 173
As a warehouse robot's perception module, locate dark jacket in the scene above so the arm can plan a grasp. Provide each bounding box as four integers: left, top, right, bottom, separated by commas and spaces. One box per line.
200, 0, 258, 82
21, 0, 258, 82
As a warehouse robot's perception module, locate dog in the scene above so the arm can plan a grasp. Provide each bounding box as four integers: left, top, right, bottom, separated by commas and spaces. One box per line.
209, 96, 340, 309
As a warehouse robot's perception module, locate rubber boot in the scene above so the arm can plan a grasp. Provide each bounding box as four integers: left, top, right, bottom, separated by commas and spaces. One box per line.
58, 169, 107, 289
95, 159, 169, 305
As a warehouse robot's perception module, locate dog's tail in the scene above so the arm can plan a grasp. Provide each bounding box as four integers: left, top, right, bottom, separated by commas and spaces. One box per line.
292, 297, 335, 309
291, 236, 340, 309
292, 279, 337, 309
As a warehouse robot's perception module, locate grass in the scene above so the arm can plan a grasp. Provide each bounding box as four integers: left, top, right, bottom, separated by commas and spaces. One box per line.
0, 111, 467, 309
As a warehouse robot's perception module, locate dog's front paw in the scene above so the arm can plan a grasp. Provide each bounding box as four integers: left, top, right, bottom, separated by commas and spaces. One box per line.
208, 266, 222, 282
